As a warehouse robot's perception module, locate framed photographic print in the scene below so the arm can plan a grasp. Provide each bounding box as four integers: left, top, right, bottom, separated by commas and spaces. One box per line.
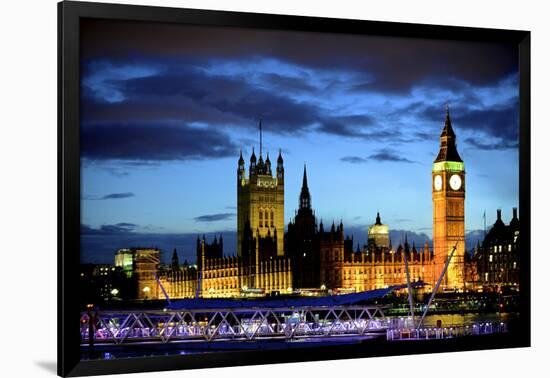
58, 1, 531, 376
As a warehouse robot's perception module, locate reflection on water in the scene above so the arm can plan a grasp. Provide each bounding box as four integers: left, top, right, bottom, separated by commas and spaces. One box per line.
420, 312, 517, 327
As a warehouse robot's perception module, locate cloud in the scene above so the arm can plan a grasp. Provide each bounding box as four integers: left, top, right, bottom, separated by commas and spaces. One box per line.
101, 192, 135, 199
453, 102, 519, 144
82, 192, 135, 200
81, 122, 238, 161
368, 149, 414, 163
341, 149, 415, 164
82, 64, 321, 136
81, 19, 518, 94
411, 96, 519, 148
81, 223, 138, 235
193, 213, 236, 222
317, 114, 381, 139
464, 137, 518, 151
340, 156, 368, 164
260, 72, 317, 93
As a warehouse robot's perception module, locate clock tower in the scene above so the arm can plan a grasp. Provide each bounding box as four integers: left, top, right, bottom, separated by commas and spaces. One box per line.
432, 105, 465, 291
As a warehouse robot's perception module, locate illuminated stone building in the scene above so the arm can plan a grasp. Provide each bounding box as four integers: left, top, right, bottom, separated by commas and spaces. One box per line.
158, 234, 292, 299
155, 125, 292, 299
134, 109, 476, 299
285, 168, 437, 293
318, 216, 436, 293
237, 121, 285, 257
474, 208, 520, 289
114, 249, 134, 278
432, 106, 466, 290
368, 213, 390, 250
195, 234, 223, 271
114, 248, 160, 299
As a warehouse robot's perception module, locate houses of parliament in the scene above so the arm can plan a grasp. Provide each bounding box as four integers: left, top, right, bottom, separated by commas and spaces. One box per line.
111, 108, 518, 300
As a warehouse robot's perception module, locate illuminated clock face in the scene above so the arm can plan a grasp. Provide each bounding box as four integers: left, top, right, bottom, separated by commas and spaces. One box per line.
449, 174, 462, 190
434, 175, 443, 191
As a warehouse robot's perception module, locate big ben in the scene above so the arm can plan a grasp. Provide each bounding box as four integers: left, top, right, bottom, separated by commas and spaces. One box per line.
432, 105, 465, 291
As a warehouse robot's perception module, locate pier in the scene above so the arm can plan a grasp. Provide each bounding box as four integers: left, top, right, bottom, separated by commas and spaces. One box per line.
81, 304, 387, 344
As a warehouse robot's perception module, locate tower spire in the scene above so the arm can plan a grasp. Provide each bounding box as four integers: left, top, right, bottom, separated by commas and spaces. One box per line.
259, 119, 263, 157
434, 104, 462, 163
238, 147, 244, 165
442, 103, 455, 138
299, 163, 311, 210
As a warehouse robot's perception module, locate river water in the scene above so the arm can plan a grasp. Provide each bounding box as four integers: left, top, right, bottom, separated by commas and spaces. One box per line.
405, 312, 516, 328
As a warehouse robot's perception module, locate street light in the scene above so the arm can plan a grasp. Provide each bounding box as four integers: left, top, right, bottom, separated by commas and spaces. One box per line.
110, 288, 119, 296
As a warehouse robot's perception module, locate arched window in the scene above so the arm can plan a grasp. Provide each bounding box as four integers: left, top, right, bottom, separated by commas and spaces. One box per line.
270, 210, 274, 227
259, 210, 263, 227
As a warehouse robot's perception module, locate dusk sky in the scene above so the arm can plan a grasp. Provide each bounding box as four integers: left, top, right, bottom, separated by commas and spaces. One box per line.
80, 19, 519, 264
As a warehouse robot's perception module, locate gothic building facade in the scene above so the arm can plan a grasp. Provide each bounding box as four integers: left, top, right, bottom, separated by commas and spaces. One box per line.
237, 121, 285, 257
132, 109, 488, 300
474, 208, 520, 289
286, 164, 437, 293
158, 123, 292, 298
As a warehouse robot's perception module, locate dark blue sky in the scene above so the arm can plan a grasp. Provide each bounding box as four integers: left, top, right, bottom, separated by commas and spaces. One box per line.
80, 19, 519, 264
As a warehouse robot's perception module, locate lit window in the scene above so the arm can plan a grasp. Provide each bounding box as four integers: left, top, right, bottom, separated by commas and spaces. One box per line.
489, 255, 493, 262
499, 245, 502, 252
508, 244, 512, 252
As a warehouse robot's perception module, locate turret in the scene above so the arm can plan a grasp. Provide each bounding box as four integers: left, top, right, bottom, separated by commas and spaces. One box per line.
257, 154, 265, 175
238, 149, 245, 181
510, 207, 520, 230
249, 147, 257, 178
265, 152, 272, 175
276, 149, 284, 181
404, 235, 410, 260
495, 209, 505, 227
171, 248, 179, 271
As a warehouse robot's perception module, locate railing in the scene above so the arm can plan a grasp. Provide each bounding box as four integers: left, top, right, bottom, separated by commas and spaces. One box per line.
80, 305, 387, 345
386, 322, 507, 341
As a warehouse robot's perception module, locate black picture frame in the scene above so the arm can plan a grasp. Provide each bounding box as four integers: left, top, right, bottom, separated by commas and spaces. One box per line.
58, 1, 531, 376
